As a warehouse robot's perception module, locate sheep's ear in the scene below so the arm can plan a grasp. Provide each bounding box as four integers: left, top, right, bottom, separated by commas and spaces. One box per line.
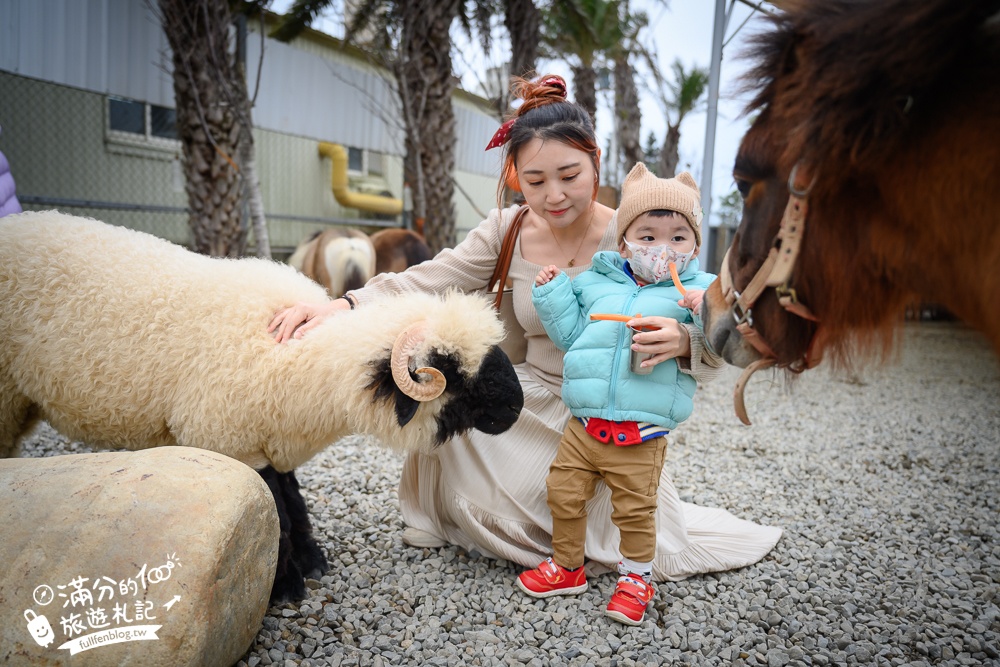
367, 356, 420, 427
395, 394, 419, 427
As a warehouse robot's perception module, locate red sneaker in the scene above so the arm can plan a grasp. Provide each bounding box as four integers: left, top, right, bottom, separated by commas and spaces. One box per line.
516, 558, 588, 598
605, 575, 656, 625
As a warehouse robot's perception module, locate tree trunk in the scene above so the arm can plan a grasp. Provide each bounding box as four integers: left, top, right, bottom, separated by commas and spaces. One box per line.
659, 123, 681, 178
570, 64, 598, 130
505, 0, 541, 80
240, 136, 270, 258
235, 13, 270, 259
158, 0, 246, 257
614, 52, 643, 174
395, 0, 460, 254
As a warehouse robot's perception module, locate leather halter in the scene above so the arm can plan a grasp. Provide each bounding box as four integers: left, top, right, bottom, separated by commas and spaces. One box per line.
719, 163, 823, 425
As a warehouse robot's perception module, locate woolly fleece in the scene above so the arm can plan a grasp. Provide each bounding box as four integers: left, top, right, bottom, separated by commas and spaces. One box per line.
0, 211, 505, 472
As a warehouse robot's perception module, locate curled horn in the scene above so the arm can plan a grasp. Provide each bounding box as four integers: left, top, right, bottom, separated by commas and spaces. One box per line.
390, 322, 446, 401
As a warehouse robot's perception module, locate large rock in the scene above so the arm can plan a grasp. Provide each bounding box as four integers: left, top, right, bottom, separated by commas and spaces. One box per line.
0, 447, 278, 666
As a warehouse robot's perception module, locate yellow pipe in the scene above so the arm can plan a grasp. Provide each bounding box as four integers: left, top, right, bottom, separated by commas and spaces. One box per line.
317, 142, 403, 216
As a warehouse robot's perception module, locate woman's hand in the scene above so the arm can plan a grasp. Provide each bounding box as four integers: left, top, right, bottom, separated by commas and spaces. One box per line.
626, 316, 691, 367
268, 298, 350, 344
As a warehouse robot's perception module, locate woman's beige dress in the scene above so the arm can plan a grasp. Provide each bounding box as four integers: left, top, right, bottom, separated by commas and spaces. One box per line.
347, 206, 782, 580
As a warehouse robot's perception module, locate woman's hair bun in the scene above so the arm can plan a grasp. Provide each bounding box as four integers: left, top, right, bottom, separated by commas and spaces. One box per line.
511, 74, 569, 116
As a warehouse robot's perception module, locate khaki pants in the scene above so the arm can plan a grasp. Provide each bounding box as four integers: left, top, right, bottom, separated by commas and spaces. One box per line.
547, 418, 668, 569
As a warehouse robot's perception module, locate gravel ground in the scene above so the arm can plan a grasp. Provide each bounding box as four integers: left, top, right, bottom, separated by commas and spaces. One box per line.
20, 322, 1000, 666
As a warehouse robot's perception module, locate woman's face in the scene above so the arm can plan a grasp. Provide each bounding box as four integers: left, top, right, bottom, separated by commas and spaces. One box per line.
515, 137, 596, 229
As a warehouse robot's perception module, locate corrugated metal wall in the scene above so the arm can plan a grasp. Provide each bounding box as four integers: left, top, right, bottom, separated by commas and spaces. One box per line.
0, 0, 504, 248
454, 95, 502, 177
246, 31, 404, 157
0, 0, 175, 108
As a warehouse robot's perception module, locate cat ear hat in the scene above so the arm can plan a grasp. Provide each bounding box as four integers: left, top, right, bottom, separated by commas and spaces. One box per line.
616, 163, 703, 248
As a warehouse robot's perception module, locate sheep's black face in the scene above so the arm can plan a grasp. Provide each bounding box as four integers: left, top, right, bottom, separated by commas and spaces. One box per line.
433, 345, 523, 443
367, 345, 523, 445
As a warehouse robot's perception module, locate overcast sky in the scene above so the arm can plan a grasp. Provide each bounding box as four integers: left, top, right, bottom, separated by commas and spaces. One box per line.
270, 0, 776, 222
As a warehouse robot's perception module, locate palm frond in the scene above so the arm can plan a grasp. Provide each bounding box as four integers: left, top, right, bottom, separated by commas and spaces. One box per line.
269, 0, 334, 41
669, 59, 709, 120
344, 0, 395, 46
459, 0, 500, 56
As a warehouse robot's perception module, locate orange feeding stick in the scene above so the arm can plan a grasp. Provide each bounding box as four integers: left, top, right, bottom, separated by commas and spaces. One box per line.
591, 313, 657, 332
590, 313, 640, 323
669, 262, 686, 297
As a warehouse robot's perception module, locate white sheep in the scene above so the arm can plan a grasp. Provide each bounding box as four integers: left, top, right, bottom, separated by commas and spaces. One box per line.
0, 210, 523, 602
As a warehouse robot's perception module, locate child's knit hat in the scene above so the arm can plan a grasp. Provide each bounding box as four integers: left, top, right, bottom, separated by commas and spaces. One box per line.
616, 163, 703, 247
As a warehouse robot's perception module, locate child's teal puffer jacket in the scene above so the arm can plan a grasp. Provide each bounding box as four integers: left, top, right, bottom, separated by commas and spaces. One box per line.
532, 251, 715, 429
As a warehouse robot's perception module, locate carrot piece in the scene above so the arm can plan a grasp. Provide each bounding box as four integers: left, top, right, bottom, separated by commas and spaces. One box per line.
590, 313, 640, 323
669, 262, 686, 296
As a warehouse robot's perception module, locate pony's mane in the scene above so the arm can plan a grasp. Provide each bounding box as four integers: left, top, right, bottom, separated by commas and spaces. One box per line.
743, 0, 1000, 168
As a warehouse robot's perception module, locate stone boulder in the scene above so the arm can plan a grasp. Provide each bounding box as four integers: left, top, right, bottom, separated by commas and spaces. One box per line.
0, 447, 278, 666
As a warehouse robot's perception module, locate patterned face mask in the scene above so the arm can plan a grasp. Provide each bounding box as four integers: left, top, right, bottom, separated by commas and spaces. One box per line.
623, 241, 695, 285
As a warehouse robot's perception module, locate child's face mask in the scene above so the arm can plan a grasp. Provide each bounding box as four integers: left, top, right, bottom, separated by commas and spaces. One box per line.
623, 240, 695, 284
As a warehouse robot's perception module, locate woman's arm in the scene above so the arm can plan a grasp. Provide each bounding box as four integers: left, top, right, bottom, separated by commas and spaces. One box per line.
269, 209, 511, 342
349, 208, 519, 307
680, 322, 726, 384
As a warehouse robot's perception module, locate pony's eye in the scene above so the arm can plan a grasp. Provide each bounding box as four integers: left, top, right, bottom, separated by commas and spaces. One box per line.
735, 178, 752, 198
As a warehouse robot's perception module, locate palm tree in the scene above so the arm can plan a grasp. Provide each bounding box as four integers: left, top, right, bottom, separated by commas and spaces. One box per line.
610, 1, 649, 178
642, 130, 660, 170
156, 0, 269, 257
652, 59, 709, 178
385, 0, 462, 253
471, 0, 542, 117
274, 0, 463, 253
505, 0, 542, 81
613, 52, 643, 174
541, 0, 626, 128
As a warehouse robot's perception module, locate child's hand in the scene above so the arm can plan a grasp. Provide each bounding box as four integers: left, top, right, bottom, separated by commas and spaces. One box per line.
535, 265, 561, 287
679, 288, 704, 314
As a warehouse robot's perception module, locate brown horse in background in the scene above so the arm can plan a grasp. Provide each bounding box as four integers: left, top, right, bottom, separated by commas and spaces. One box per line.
703, 0, 1000, 395
287, 228, 376, 297
370, 228, 432, 274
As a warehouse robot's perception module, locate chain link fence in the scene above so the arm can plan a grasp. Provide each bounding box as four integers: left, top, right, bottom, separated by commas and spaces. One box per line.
0, 70, 192, 243
0, 70, 407, 260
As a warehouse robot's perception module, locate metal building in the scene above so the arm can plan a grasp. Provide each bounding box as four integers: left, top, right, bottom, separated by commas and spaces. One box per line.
0, 0, 502, 256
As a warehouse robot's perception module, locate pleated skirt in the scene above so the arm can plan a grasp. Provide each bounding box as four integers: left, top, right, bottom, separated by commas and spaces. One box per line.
399, 365, 782, 580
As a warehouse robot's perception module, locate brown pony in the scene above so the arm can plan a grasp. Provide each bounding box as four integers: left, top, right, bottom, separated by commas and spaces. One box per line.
370, 228, 432, 275
703, 0, 1000, 397
287, 228, 376, 297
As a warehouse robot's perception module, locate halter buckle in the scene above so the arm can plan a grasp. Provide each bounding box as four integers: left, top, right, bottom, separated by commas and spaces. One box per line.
774, 284, 800, 305
731, 299, 754, 328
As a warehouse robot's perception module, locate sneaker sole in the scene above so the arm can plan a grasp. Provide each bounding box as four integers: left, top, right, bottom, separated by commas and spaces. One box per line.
605, 608, 644, 626
401, 527, 447, 549
516, 578, 588, 598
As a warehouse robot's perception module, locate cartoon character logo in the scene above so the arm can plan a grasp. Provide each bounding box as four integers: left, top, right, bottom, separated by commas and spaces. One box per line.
24, 610, 55, 647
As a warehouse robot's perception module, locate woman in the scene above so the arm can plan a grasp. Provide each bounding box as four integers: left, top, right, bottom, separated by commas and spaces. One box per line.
269, 75, 781, 580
